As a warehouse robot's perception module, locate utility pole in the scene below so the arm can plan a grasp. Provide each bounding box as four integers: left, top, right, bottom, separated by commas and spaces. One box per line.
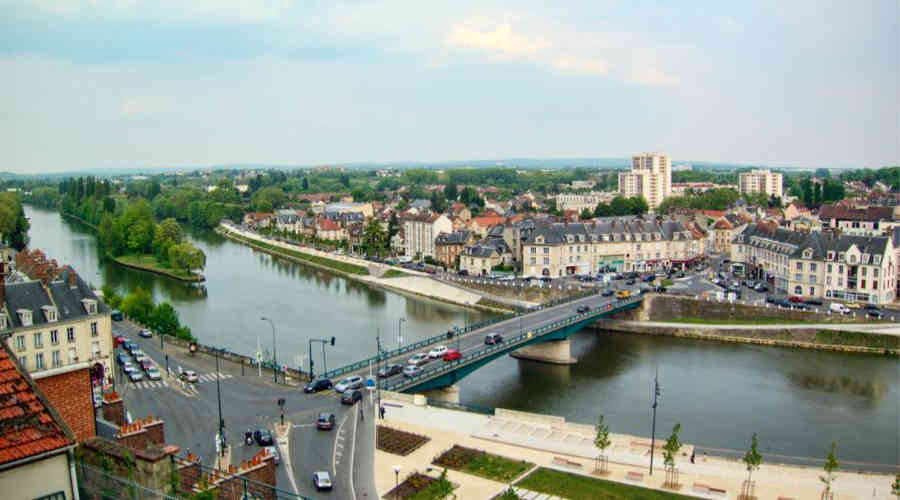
261, 317, 277, 383
398, 318, 406, 349
649, 368, 661, 475
309, 337, 336, 380
215, 347, 225, 457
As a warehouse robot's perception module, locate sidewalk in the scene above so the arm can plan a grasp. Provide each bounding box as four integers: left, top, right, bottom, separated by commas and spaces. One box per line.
375, 398, 896, 499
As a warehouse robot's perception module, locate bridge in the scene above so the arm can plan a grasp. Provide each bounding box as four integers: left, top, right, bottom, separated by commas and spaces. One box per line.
318, 291, 643, 402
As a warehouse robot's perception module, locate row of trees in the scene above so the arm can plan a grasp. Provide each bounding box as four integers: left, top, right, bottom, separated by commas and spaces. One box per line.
102, 286, 195, 341
789, 177, 846, 209
573, 195, 649, 219
0, 193, 29, 250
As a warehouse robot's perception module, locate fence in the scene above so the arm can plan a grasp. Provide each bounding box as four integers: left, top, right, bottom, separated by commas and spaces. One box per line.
173, 456, 310, 500
320, 289, 599, 380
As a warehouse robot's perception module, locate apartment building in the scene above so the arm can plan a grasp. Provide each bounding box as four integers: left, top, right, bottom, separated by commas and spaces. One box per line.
618, 153, 672, 210
521, 217, 703, 278
404, 213, 452, 259
738, 169, 783, 199
732, 222, 896, 304
434, 231, 475, 269
818, 203, 898, 236
460, 239, 512, 276
555, 192, 615, 214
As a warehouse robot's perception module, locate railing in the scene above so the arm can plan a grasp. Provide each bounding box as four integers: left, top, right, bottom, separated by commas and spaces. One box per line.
384, 296, 642, 391
426, 399, 495, 415
320, 289, 600, 380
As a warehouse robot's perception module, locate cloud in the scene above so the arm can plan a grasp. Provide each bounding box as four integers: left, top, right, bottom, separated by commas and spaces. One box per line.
446, 22, 551, 58
551, 55, 608, 74
630, 68, 679, 87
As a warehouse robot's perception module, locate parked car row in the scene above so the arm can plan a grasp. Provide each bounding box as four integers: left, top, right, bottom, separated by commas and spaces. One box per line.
115, 338, 162, 382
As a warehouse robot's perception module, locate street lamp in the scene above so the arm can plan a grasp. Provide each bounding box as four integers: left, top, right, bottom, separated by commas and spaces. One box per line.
649, 368, 661, 476
398, 318, 406, 349
392, 465, 403, 500
213, 347, 225, 457
261, 317, 277, 384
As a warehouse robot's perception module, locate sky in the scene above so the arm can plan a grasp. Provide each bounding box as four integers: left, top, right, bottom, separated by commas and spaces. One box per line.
1, 0, 897, 174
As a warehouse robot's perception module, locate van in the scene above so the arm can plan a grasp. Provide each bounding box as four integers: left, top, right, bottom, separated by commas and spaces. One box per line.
829, 303, 849, 315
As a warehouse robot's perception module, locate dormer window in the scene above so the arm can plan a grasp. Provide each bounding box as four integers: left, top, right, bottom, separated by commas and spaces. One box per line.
861, 253, 869, 264
81, 299, 98, 315
803, 248, 813, 259
838, 252, 845, 262
17, 309, 32, 327
827, 251, 834, 260
0, 314, 7, 330
874, 255, 882, 265
41, 305, 58, 323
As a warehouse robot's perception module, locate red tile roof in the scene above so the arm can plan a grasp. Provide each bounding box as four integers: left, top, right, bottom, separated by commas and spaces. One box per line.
0, 344, 74, 466
317, 218, 342, 231
471, 216, 506, 227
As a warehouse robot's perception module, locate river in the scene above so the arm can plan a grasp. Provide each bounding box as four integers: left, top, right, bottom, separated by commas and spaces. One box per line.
25, 205, 899, 467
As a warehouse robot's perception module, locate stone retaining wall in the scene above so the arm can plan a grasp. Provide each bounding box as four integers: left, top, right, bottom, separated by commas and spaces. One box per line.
638, 293, 878, 323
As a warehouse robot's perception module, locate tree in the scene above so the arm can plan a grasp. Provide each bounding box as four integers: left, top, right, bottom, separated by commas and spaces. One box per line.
302, 177, 309, 191
815, 168, 830, 178
444, 182, 458, 202
120, 288, 154, 324
820, 441, 839, 498
430, 190, 447, 213
891, 473, 899, 498
153, 218, 184, 261
609, 196, 631, 216
742, 433, 762, 485
663, 423, 683, 468
628, 196, 649, 215
594, 415, 612, 474
498, 488, 520, 499
148, 302, 180, 335
340, 174, 350, 188
813, 182, 822, 208
100, 285, 122, 310
594, 202, 612, 217
362, 217, 387, 256
580, 208, 593, 220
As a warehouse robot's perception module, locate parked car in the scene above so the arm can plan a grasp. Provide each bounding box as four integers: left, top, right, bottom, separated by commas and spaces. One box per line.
844, 302, 862, 309
642, 275, 656, 282
111, 310, 124, 321
484, 333, 503, 345
377, 364, 403, 378
829, 302, 850, 314
402, 365, 420, 377
253, 429, 274, 446
601, 289, 615, 297
146, 367, 162, 381
116, 352, 129, 366
304, 378, 333, 393
788, 296, 804, 303
265, 446, 280, 465
317, 412, 336, 430
804, 298, 824, 306
675, 271, 685, 278
765, 295, 778, 304
615, 290, 631, 299
867, 308, 886, 319
442, 349, 462, 361
122, 362, 138, 374
457, 269, 469, 276
334, 375, 364, 393
180, 369, 199, 383
639, 287, 651, 295
114, 335, 127, 348
625, 278, 636, 285
407, 353, 430, 366
341, 389, 363, 405
313, 471, 333, 491
576, 305, 591, 313
754, 283, 769, 293
140, 359, 154, 372
128, 370, 145, 382
654, 286, 667, 293
428, 346, 448, 358
138, 328, 153, 338
123, 342, 138, 353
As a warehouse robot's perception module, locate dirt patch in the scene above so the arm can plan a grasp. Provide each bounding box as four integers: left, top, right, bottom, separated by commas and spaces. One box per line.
377, 425, 431, 456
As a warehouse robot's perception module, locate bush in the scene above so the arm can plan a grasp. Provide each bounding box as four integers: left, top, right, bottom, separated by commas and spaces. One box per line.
120, 288, 154, 324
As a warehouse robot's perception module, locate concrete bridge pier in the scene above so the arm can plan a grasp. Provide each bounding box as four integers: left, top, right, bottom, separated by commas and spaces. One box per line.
511, 338, 577, 365
422, 384, 460, 404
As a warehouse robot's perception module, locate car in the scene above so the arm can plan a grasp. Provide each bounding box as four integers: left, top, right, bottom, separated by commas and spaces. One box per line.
625, 278, 636, 285
613, 273, 624, 280
265, 446, 280, 465
304, 378, 333, 393
775, 298, 792, 308
122, 362, 138, 374
116, 352, 129, 366
540, 277, 552, 283
754, 283, 769, 293
676, 271, 685, 278
442, 349, 462, 361
616, 290, 631, 299
114, 335, 127, 347
181, 370, 199, 383
804, 298, 824, 306
140, 359, 154, 372
428, 346, 449, 358
654, 286, 667, 293
844, 302, 862, 309
313, 471, 333, 491
341, 389, 363, 405
457, 269, 469, 276
407, 353, 430, 366
130, 347, 144, 358
484, 333, 503, 345
128, 371, 144, 382
254, 429, 274, 446
642, 275, 656, 282
788, 296, 804, 303
722, 259, 731, 264
138, 328, 153, 338
317, 412, 336, 430
377, 364, 403, 378
123, 341, 138, 353
639, 287, 651, 295
334, 375, 364, 393
792, 303, 810, 310
133, 353, 149, 364
146, 367, 162, 380
402, 365, 420, 377
601, 289, 615, 297
867, 308, 886, 319
576, 305, 590, 313
765, 295, 778, 304
111, 310, 124, 321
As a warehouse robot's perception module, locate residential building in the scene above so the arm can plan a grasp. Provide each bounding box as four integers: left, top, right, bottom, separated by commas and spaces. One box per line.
460, 239, 512, 276
895, 227, 900, 297
738, 169, 783, 199
555, 192, 613, 214
324, 202, 374, 218
732, 222, 896, 304
468, 215, 506, 238
570, 180, 596, 189
0, 341, 78, 500
670, 182, 737, 196
521, 217, 703, 277
817, 203, 897, 236
618, 152, 672, 210
449, 203, 472, 222
404, 214, 452, 259
315, 218, 347, 241
434, 231, 475, 270
242, 212, 273, 229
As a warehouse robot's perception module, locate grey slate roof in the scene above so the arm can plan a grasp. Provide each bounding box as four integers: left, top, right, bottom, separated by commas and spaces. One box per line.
435, 231, 472, 245
523, 216, 693, 245
463, 237, 510, 258
410, 199, 431, 210
2, 267, 107, 331
736, 223, 891, 260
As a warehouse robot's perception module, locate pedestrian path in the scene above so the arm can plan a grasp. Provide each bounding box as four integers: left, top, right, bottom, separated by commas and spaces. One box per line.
512, 487, 564, 500
126, 372, 233, 390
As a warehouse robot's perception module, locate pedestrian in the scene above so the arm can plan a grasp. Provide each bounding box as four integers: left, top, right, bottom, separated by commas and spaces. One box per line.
359, 407, 364, 421
379, 406, 385, 419
690, 449, 695, 464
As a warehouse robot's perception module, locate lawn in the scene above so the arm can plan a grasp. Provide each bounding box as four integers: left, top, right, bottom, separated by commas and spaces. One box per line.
229, 233, 369, 275
664, 317, 861, 325
114, 254, 200, 281
516, 468, 696, 500
382, 269, 411, 278
433, 445, 533, 482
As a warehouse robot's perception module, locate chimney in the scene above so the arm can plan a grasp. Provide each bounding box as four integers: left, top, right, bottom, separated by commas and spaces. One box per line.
67, 267, 78, 289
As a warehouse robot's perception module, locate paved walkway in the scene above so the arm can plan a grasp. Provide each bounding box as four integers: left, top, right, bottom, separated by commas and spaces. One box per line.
375, 398, 897, 500
620, 320, 900, 335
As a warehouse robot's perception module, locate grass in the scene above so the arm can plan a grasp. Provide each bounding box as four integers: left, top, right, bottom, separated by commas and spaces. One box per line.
663, 317, 870, 325
382, 269, 411, 278
113, 254, 201, 281
228, 233, 369, 275
433, 445, 533, 482
815, 330, 899, 350
516, 468, 696, 500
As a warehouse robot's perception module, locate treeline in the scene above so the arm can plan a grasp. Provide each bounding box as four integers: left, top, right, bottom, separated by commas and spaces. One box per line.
787, 178, 845, 209
656, 189, 776, 213
571, 195, 649, 220
838, 166, 899, 191
102, 286, 195, 342
0, 193, 29, 250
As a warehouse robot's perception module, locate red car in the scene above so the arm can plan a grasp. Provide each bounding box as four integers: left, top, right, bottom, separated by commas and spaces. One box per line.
788, 296, 804, 303
113, 335, 127, 348
442, 349, 462, 361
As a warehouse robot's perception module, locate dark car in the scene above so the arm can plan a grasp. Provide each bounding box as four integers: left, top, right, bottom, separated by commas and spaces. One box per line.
765, 295, 778, 304
377, 364, 403, 378
341, 389, 363, 405
654, 286, 667, 293
123, 341, 138, 353
867, 308, 886, 319
625, 278, 636, 285
316, 412, 336, 430
111, 310, 124, 321
601, 289, 615, 297
639, 287, 651, 295
254, 429, 274, 446
793, 303, 810, 310
804, 298, 824, 306
458, 269, 469, 276
642, 275, 655, 282
116, 352, 129, 366
484, 333, 503, 345
788, 296, 804, 303
576, 305, 591, 313
303, 379, 333, 393
613, 273, 624, 280
754, 283, 769, 293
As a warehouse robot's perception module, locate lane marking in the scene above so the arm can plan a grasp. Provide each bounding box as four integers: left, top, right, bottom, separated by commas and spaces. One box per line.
332, 412, 351, 476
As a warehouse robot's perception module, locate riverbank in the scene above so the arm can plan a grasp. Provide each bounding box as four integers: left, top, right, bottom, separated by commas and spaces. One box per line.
217, 223, 512, 313
113, 254, 205, 282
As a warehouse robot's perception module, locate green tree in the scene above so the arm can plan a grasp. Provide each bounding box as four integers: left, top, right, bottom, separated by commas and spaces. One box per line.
498, 488, 520, 499
743, 433, 762, 484
120, 288, 154, 324
444, 182, 458, 202
609, 196, 631, 216
594, 202, 612, 217
820, 441, 839, 497
580, 208, 593, 220
663, 423, 683, 469
153, 218, 184, 261
340, 174, 350, 188
891, 473, 899, 498
628, 196, 649, 215
430, 189, 448, 213
362, 217, 387, 256
594, 415, 612, 473
100, 285, 122, 310
148, 302, 180, 335
302, 177, 309, 191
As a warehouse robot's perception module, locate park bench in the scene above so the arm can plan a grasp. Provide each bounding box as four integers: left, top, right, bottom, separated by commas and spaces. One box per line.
693, 483, 727, 497
626, 471, 644, 482
552, 456, 582, 469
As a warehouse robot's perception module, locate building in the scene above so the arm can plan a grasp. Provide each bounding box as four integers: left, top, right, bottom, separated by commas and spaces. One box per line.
0, 263, 111, 442
817, 203, 897, 236
434, 231, 475, 270
618, 153, 672, 210
404, 214, 452, 260
555, 192, 614, 214
738, 169, 783, 199
732, 222, 896, 304
242, 212, 273, 229
468, 215, 506, 238
460, 239, 512, 276
315, 218, 347, 241
324, 202, 374, 218
521, 217, 703, 277
570, 180, 596, 189
670, 182, 737, 196
0, 341, 79, 500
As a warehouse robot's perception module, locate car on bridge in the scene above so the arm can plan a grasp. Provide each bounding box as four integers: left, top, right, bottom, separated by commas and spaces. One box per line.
576, 305, 591, 313
407, 353, 430, 366
403, 365, 421, 377
442, 349, 462, 361
601, 289, 615, 297
616, 290, 631, 299
428, 346, 449, 358
377, 364, 403, 378
304, 378, 333, 393
484, 333, 503, 345
334, 375, 364, 392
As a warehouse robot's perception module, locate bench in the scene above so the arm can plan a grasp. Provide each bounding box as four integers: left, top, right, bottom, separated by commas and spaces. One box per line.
626, 471, 644, 482
777, 497, 797, 500
552, 456, 582, 469
693, 483, 727, 497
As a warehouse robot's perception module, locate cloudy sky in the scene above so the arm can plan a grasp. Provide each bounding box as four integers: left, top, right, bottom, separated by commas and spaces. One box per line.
2, 1, 897, 173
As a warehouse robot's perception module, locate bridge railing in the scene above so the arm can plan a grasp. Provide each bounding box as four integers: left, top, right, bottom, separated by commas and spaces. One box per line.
320, 289, 599, 380
384, 296, 642, 391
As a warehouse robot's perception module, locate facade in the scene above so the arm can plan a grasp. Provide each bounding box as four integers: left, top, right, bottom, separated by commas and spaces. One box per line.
738, 169, 783, 199
555, 192, 613, 214
732, 222, 896, 304
618, 153, 672, 210
242, 212, 273, 229
460, 240, 511, 276
315, 218, 347, 241
817, 204, 897, 236
324, 202, 373, 218
521, 217, 703, 278
404, 214, 452, 259
434, 231, 475, 270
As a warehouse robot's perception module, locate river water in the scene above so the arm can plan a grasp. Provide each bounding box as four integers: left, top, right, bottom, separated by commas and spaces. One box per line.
25, 205, 899, 466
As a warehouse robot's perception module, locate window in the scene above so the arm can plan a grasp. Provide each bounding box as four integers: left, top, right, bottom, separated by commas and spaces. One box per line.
52, 350, 61, 368
543, 257, 550, 265
530, 247, 536, 254
15, 335, 25, 352
827, 264, 832, 273
794, 273, 802, 282
91, 341, 101, 359
18, 356, 26, 368
809, 275, 816, 284
809, 287, 815, 296
861, 279, 866, 289
826, 276, 832, 286
530, 257, 536, 265
543, 248, 549, 254
862, 267, 867, 276
838, 265, 844, 273
50, 330, 58, 345
810, 263, 817, 272
68, 347, 77, 363
838, 278, 843, 287
873, 280, 878, 290
91, 322, 98, 337
35, 353, 44, 370
33, 332, 42, 349
67, 327, 75, 342
794, 286, 802, 295
795, 262, 802, 271
874, 268, 879, 278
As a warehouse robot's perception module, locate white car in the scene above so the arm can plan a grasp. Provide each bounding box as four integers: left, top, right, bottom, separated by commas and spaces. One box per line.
428, 346, 448, 358
334, 375, 364, 393
138, 328, 153, 338
181, 370, 199, 383
403, 365, 420, 377
313, 471, 332, 491
146, 367, 162, 381
407, 353, 430, 366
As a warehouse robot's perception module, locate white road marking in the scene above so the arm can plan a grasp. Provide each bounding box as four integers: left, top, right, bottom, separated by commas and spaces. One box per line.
333, 413, 351, 476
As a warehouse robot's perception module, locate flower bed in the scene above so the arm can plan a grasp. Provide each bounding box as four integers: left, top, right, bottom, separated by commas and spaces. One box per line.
377, 425, 431, 456
433, 444, 533, 482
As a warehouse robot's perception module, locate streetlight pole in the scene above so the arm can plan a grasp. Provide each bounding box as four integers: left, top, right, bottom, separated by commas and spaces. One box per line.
214, 347, 225, 457
649, 368, 661, 476
261, 317, 277, 384
398, 318, 406, 349
393, 465, 402, 500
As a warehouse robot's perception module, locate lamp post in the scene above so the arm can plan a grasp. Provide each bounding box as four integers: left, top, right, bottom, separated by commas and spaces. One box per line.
261, 317, 277, 384
214, 347, 225, 457
398, 318, 406, 349
393, 465, 402, 500
649, 368, 661, 476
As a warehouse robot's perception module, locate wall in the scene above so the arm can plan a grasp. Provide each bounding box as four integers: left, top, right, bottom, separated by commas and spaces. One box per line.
34, 365, 95, 441
0, 452, 73, 500
637, 294, 874, 324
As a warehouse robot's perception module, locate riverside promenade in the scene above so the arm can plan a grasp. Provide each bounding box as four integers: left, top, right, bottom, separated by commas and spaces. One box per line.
375, 394, 896, 499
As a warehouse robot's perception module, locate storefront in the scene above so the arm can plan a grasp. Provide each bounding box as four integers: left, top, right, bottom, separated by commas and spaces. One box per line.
597, 257, 625, 272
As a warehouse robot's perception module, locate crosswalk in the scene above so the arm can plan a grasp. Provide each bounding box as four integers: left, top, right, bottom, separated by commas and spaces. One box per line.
126, 372, 234, 390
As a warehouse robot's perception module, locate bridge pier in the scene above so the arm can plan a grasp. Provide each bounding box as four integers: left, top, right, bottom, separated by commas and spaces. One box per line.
422, 384, 460, 404
511, 338, 577, 365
